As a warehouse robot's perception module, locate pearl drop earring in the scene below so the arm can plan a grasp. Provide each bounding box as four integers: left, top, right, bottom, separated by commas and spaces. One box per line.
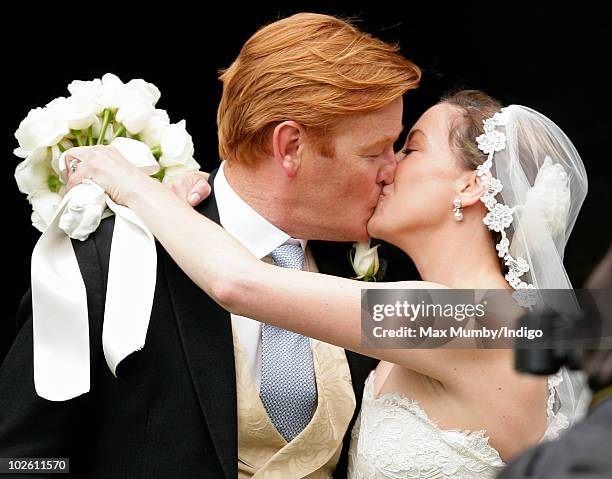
453, 197, 463, 221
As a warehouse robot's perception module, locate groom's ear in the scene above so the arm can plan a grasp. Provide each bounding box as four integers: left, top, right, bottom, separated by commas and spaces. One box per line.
457, 169, 486, 207
272, 121, 303, 178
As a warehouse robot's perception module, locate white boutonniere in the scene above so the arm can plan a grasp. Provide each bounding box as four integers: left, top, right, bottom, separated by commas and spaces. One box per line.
349, 240, 381, 282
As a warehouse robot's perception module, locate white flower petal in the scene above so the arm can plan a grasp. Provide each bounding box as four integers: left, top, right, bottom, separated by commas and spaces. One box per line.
116, 101, 156, 134
159, 120, 195, 168
523, 156, 571, 237
15, 107, 70, 150
98, 73, 127, 109
140, 109, 170, 147
125, 78, 161, 106
14, 148, 53, 195
351, 240, 380, 278
30, 191, 63, 232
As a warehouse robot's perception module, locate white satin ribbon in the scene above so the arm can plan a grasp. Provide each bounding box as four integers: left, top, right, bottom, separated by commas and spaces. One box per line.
32, 138, 159, 401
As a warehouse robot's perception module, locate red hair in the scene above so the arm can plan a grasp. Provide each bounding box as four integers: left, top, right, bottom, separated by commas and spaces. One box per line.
217, 13, 421, 163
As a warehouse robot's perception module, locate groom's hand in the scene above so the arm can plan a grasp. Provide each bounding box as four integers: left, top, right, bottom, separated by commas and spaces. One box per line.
165, 171, 211, 207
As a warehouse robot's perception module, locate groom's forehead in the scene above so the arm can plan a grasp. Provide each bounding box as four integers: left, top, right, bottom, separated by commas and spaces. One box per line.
337, 101, 403, 141
348, 124, 404, 148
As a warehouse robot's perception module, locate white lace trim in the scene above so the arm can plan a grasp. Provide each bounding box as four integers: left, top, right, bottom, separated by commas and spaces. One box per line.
364, 371, 505, 468
476, 109, 536, 295
542, 370, 570, 442
348, 369, 573, 479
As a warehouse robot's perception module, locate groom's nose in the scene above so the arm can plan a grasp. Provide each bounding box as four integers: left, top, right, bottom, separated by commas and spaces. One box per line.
377, 153, 397, 185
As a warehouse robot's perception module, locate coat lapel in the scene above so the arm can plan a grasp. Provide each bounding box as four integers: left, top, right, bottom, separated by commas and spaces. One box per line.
162, 168, 237, 479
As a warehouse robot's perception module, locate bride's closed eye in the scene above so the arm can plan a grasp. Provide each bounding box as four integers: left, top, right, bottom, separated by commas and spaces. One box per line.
401, 147, 415, 156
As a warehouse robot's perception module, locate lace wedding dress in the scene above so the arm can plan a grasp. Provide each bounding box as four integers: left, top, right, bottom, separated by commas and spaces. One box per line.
347, 369, 572, 479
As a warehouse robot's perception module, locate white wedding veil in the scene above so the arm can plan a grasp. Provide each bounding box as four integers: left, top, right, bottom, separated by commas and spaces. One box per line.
481, 104, 590, 438
492, 105, 587, 290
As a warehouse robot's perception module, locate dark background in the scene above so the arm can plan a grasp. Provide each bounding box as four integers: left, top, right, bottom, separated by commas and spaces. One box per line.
3, 2, 611, 362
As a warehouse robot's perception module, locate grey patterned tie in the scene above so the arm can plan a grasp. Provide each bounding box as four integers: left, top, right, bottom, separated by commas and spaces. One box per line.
259, 243, 318, 442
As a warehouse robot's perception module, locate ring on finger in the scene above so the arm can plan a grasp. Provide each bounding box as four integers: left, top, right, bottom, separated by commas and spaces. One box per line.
69, 158, 80, 173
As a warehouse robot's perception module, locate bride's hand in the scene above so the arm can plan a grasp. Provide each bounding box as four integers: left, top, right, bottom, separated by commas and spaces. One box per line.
164, 171, 211, 207
65, 146, 212, 207
64, 145, 150, 205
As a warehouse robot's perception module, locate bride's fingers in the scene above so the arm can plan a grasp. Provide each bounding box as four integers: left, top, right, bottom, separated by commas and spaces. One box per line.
65, 161, 94, 192
187, 179, 212, 206
64, 146, 112, 178
64, 148, 90, 176
106, 145, 131, 165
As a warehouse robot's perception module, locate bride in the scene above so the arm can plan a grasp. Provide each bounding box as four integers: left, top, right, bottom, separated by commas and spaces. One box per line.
64, 90, 589, 478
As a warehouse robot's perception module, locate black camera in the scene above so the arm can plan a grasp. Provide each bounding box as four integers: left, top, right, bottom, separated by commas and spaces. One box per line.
514, 290, 607, 377
514, 308, 582, 375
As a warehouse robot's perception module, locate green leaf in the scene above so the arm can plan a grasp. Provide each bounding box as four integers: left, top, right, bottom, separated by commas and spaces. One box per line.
150, 146, 162, 159
366, 261, 376, 278
151, 168, 165, 182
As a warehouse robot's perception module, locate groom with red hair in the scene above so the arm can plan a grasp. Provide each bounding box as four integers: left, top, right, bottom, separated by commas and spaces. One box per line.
1, 13, 420, 478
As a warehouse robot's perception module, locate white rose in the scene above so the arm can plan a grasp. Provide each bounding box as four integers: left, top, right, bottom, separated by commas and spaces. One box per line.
139, 109, 170, 147
124, 78, 161, 106
116, 100, 156, 134
351, 240, 380, 280
68, 77, 104, 114
97, 73, 127, 110
110, 137, 160, 175
47, 96, 98, 131
524, 156, 571, 237
14, 148, 54, 196
66, 97, 98, 131
15, 106, 70, 152
45, 96, 70, 112
161, 159, 202, 184
30, 191, 63, 232
159, 120, 195, 168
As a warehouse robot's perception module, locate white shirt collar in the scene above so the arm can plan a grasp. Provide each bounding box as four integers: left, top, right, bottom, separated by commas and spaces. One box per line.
214, 161, 307, 259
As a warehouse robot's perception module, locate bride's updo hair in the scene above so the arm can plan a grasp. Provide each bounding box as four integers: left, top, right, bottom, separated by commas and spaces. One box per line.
440, 90, 504, 254
440, 90, 502, 170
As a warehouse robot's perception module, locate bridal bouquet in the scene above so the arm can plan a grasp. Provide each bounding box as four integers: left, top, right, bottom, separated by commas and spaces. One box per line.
13, 73, 200, 232
15, 74, 198, 400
